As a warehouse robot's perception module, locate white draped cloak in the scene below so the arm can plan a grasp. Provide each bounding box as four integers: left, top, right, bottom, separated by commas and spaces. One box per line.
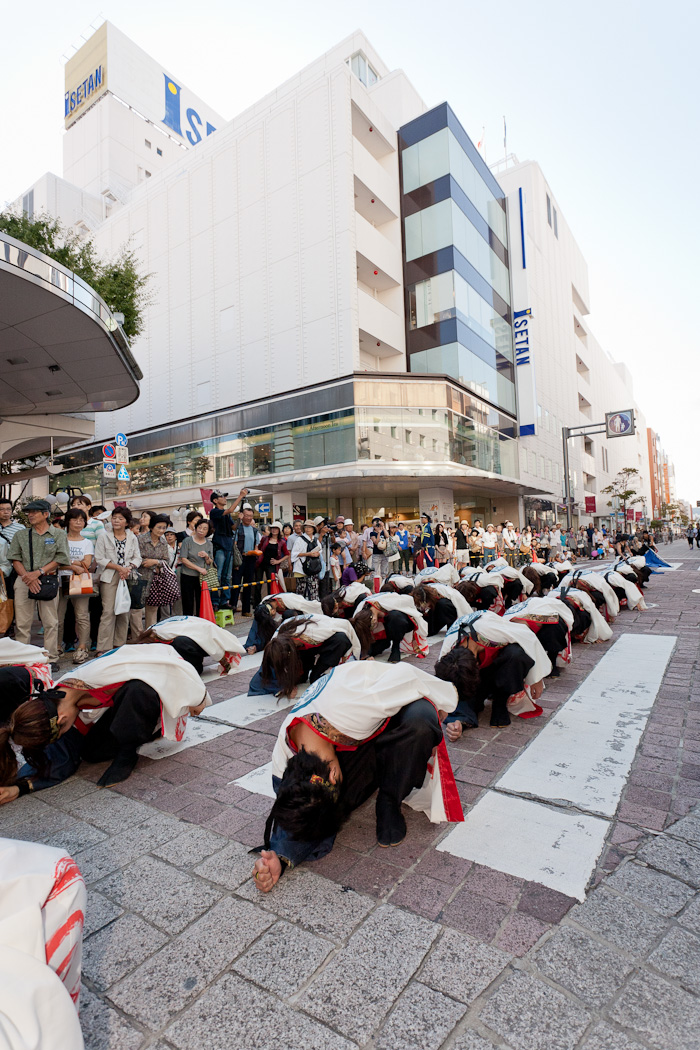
0, 837, 86, 1050
606, 569, 646, 609
151, 615, 245, 673
276, 613, 362, 662
0, 639, 54, 691
551, 586, 613, 642
58, 644, 210, 741
355, 593, 429, 655
424, 582, 473, 620
271, 661, 463, 823
414, 564, 460, 586
559, 571, 620, 619
262, 593, 323, 617
339, 581, 372, 604
440, 611, 552, 685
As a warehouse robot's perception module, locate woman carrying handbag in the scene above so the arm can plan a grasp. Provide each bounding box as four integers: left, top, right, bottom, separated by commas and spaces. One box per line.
179, 518, 215, 616
95, 507, 142, 654
139, 514, 180, 627
57, 508, 96, 665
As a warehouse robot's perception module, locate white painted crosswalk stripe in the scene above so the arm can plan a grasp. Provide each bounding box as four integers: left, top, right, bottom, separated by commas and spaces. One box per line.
437, 633, 677, 899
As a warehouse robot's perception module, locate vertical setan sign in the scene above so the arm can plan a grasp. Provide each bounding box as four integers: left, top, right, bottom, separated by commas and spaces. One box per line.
64, 22, 108, 128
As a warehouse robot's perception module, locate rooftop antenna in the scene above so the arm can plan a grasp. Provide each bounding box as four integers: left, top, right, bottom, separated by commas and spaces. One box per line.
503, 115, 507, 164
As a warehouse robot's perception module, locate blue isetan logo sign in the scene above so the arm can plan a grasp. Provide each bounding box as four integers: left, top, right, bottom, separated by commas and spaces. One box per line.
513, 308, 532, 366
162, 75, 216, 145
65, 66, 103, 117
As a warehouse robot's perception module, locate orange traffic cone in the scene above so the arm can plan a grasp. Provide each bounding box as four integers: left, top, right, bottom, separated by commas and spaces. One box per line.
199, 580, 216, 623
269, 572, 281, 595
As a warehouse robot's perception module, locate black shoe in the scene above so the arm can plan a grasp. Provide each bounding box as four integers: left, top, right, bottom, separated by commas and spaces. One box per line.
490, 710, 511, 728
376, 792, 407, 847
97, 748, 139, 787
547, 666, 561, 678
388, 646, 402, 664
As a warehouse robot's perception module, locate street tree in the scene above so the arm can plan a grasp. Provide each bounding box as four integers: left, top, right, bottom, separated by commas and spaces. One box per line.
601, 467, 644, 529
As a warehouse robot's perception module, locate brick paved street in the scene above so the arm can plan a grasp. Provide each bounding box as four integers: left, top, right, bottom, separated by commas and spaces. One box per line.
4, 539, 700, 1049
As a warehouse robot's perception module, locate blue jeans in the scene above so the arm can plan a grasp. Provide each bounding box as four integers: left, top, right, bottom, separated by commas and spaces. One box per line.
213, 547, 232, 607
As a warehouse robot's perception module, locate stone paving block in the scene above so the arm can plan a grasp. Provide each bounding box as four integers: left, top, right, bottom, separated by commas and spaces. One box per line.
342, 855, 401, 898
41, 819, 108, 855
236, 868, 374, 941
443, 885, 510, 941
449, 1031, 501, 1050
496, 912, 549, 956
534, 925, 633, 1007
40, 775, 99, 805
79, 984, 145, 1050
57, 790, 154, 834
375, 981, 466, 1050
390, 872, 454, 920
302, 904, 439, 1043
164, 972, 357, 1050
609, 970, 700, 1050
636, 835, 700, 887
233, 919, 332, 997
83, 889, 123, 938
479, 969, 590, 1050
606, 861, 695, 915
570, 886, 667, 955
462, 863, 523, 904
412, 848, 472, 885
96, 854, 221, 934
74, 813, 184, 882
679, 893, 700, 934
578, 1022, 647, 1050
192, 839, 259, 890
309, 844, 360, 881
151, 825, 228, 868
516, 881, 577, 923
647, 925, 700, 994
109, 896, 274, 1029
665, 812, 700, 847
419, 927, 510, 1004
0, 797, 77, 841
82, 913, 168, 991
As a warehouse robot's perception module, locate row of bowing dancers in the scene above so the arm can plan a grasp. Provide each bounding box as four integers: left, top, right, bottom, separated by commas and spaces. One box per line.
0, 552, 655, 904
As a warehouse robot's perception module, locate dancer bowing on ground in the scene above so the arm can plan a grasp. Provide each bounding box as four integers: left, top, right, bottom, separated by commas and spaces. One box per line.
351, 591, 429, 662
410, 581, 471, 635
434, 610, 551, 735
137, 614, 246, 675
250, 613, 361, 698
252, 660, 462, 891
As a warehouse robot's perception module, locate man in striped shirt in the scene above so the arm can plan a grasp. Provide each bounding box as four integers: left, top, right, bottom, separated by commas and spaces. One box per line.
0, 498, 25, 599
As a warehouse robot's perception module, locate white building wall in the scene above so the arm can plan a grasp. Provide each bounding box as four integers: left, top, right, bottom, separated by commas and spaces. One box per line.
497, 158, 652, 524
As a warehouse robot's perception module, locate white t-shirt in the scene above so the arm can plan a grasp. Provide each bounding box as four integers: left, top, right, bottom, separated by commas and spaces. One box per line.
59, 536, 94, 577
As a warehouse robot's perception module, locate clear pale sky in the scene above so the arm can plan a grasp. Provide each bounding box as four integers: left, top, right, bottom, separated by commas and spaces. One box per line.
4, 0, 698, 500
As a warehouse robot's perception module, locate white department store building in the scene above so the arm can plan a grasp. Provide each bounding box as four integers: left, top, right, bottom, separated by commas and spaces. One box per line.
493, 156, 653, 528
11, 22, 652, 529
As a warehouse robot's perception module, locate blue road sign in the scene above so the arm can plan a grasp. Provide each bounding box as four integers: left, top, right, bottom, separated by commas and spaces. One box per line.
117, 465, 130, 481
116, 433, 128, 447
257, 502, 271, 514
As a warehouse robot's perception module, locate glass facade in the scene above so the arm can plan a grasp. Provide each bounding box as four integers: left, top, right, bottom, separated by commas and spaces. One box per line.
56, 376, 519, 497
399, 104, 517, 427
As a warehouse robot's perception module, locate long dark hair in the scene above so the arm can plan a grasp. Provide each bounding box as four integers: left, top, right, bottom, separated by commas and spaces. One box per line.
260, 617, 313, 696
455, 580, 479, 606
350, 606, 374, 657
263, 748, 343, 848
0, 698, 54, 785
521, 566, 542, 595
411, 583, 439, 612
253, 603, 278, 648
434, 646, 482, 715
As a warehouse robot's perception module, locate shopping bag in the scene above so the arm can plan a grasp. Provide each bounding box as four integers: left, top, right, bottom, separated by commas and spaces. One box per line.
146, 565, 181, 606
0, 574, 13, 633
127, 572, 149, 609
69, 572, 93, 596
114, 578, 131, 616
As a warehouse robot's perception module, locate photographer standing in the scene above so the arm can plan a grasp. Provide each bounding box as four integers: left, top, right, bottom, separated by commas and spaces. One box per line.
210, 488, 250, 610
230, 498, 263, 617
363, 516, 389, 583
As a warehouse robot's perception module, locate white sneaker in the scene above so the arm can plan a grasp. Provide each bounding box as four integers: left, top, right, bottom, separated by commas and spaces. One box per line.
73, 648, 89, 664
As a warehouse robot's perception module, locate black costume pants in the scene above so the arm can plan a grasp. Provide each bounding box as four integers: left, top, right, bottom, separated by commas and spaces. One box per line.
0, 666, 31, 723
425, 597, 457, 635
369, 610, 414, 659
337, 699, 442, 815
80, 679, 162, 762
299, 634, 353, 684
477, 643, 535, 726
536, 618, 569, 671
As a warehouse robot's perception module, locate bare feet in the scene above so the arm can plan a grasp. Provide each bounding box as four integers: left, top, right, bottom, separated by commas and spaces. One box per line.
252, 849, 283, 892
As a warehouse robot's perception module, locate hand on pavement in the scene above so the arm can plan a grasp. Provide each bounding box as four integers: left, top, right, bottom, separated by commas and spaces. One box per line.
253, 849, 282, 892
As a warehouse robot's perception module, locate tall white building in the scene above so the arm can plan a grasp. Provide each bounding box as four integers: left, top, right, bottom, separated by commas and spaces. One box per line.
12, 23, 536, 525
494, 156, 653, 528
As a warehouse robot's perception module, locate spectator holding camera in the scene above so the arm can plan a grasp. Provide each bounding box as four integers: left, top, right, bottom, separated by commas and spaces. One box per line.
209, 487, 250, 609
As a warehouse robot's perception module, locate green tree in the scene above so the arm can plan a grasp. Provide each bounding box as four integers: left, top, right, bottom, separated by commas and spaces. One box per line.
0, 210, 150, 339
601, 467, 644, 527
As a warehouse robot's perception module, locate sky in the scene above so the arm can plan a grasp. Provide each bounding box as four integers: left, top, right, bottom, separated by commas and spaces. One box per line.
4, 0, 699, 500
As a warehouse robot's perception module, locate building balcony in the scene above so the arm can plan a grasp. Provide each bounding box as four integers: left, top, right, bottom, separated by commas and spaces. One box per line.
355, 212, 402, 285
358, 290, 405, 357
353, 138, 400, 219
